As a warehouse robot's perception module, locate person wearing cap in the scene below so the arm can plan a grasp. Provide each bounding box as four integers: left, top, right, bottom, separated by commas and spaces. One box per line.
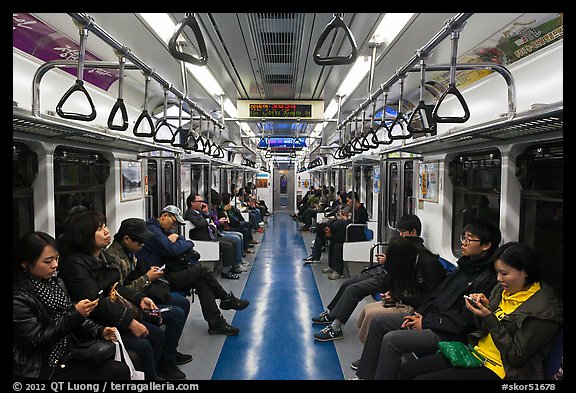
136, 205, 250, 336
107, 218, 192, 380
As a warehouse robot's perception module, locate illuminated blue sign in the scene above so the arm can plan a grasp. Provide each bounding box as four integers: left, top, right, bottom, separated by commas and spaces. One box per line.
257, 137, 307, 150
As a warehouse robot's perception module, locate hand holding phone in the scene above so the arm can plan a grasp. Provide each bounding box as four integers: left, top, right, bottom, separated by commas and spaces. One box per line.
157, 264, 166, 272
463, 294, 480, 307
93, 289, 104, 301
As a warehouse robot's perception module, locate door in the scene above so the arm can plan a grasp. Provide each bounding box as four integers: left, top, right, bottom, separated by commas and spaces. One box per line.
273, 168, 294, 212
146, 158, 177, 219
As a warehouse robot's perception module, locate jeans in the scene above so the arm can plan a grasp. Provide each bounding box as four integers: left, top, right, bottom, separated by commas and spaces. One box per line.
157, 304, 186, 369
220, 231, 244, 264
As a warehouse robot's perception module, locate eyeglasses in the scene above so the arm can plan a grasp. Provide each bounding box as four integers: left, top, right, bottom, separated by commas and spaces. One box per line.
193, 199, 205, 204
460, 234, 482, 244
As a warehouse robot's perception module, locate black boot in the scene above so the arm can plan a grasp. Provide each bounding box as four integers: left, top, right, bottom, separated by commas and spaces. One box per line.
219, 291, 249, 310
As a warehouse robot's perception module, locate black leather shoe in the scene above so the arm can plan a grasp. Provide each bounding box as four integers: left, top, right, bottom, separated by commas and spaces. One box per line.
220, 291, 249, 310
175, 352, 193, 365
221, 271, 240, 279
208, 320, 240, 336
158, 366, 186, 380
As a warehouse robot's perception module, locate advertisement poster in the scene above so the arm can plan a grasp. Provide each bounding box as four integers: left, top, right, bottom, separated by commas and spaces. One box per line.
373, 166, 380, 194
120, 160, 142, 201
418, 162, 438, 203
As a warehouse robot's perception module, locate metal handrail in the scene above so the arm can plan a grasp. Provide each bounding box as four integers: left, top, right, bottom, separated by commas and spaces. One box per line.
338, 13, 473, 130
67, 13, 223, 129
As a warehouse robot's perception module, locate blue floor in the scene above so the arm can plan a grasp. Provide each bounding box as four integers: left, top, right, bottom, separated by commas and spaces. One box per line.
211, 212, 344, 380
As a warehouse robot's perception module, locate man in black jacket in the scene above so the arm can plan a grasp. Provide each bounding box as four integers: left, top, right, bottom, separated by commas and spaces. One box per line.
312, 214, 446, 342
184, 193, 243, 279
355, 218, 501, 380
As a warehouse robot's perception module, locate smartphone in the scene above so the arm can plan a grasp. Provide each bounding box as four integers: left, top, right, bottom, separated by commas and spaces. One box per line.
158, 264, 166, 272
463, 294, 478, 304
93, 289, 103, 301
158, 307, 171, 313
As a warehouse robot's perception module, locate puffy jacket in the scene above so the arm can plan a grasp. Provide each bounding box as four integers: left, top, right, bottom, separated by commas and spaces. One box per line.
416, 253, 497, 341
136, 217, 195, 268
58, 250, 144, 330
13, 275, 103, 379
468, 282, 563, 380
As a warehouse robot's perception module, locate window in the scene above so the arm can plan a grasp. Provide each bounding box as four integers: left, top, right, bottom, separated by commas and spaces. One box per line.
388, 162, 399, 228
53, 147, 109, 238
13, 142, 37, 248
449, 150, 501, 257
517, 141, 563, 297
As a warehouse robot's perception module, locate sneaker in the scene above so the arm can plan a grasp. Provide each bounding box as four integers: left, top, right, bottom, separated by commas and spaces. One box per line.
221, 271, 240, 279
350, 359, 360, 370
311, 310, 332, 325
256, 228, 265, 233
158, 366, 186, 380
220, 291, 249, 310
175, 352, 193, 365
230, 266, 246, 273
328, 271, 344, 280
322, 267, 334, 274
241, 260, 251, 266
303, 255, 319, 262
314, 325, 343, 342
208, 320, 240, 336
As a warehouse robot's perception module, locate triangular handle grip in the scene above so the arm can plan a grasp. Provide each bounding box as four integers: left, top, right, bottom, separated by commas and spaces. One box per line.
169, 13, 208, 66
407, 102, 437, 135
56, 80, 97, 121
107, 98, 129, 131
432, 85, 470, 123
313, 14, 358, 66
133, 110, 155, 137
153, 119, 177, 143
387, 114, 412, 140
171, 127, 191, 148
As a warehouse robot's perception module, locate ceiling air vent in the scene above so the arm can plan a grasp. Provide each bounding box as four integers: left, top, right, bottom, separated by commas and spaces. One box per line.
247, 13, 305, 99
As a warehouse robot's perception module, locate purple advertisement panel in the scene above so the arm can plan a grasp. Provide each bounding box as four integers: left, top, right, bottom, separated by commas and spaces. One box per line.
13, 13, 119, 91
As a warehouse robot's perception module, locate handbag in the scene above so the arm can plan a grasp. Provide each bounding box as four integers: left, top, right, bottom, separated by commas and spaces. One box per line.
437, 341, 484, 368
114, 330, 145, 380
69, 339, 115, 366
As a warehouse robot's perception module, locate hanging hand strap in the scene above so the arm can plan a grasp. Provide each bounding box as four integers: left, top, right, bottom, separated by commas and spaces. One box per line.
107, 53, 129, 131
168, 13, 208, 66
133, 73, 155, 137
432, 26, 470, 123
56, 27, 97, 121
313, 13, 358, 66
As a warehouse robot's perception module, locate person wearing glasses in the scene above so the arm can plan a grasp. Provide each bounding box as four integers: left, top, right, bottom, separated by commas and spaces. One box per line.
399, 242, 562, 380
106, 218, 191, 380
354, 218, 501, 380
184, 193, 244, 280
136, 205, 249, 336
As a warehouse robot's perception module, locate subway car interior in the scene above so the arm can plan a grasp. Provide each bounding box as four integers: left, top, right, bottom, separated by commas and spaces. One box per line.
13, 13, 563, 381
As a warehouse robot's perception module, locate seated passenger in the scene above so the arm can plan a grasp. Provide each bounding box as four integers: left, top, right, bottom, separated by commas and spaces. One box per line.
106, 218, 191, 380
220, 193, 256, 252
355, 214, 446, 345
136, 205, 249, 336
355, 219, 501, 380
13, 232, 130, 380
313, 227, 446, 343
184, 193, 243, 279
321, 191, 368, 280
58, 211, 164, 380
400, 242, 563, 380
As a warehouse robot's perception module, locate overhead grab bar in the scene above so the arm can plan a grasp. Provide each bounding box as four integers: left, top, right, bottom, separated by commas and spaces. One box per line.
313, 13, 358, 66
107, 50, 129, 131
68, 13, 222, 128
432, 24, 470, 123
168, 13, 208, 66
56, 24, 97, 121
407, 56, 437, 135
337, 13, 473, 130
133, 72, 155, 137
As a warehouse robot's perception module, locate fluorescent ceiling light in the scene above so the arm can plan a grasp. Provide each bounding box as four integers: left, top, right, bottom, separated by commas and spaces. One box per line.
223, 98, 237, 118
372, 13, 413, 45
324, 99, 338, 119
337, 56, 371, 97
